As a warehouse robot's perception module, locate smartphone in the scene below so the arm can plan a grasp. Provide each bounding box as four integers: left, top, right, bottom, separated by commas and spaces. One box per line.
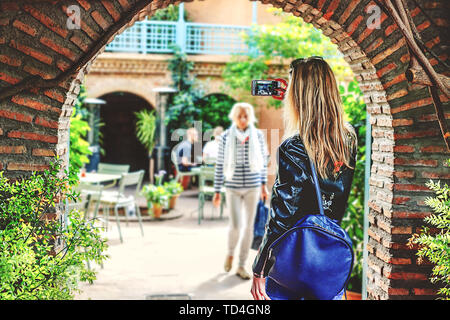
251, 80, 281, 96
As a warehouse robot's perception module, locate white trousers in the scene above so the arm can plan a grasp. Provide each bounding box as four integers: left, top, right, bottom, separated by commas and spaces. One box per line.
225, 187, 261, 268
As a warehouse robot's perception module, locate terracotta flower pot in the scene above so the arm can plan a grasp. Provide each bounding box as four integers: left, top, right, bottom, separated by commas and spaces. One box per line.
169, 194, 179, 209
151, 203, 163, 219
343, 291, 362, 300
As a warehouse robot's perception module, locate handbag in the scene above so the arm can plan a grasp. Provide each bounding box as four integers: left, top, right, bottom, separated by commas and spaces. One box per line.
265, 156, 354, 300
251, 200, 269, 250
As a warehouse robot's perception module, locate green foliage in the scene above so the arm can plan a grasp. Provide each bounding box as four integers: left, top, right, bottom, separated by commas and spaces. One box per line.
165, 46, 205, 144
409, 177, 450, 299
150, 4, 189, 22
165, 49, 235, 144
69, 110, 91, 173
198, 94, 235, 132
222, 8, 352, 108
0, 160, 108, 300
135, 109, 157, 154
141, 184, 170, 205
163, 180, 183, 195
339, 79, 367, 293
70, 84, 92, 180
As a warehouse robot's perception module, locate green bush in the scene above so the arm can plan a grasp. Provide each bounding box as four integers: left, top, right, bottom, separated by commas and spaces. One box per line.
69, 110, 91, 172
149, 4, 189, 22
223, 8, 353, 108
409, 169, 450, 300
198, 94, 235, 132
340, 79, 367, 293
165, 46, 204, 145
0, 160, 108, 300
70, 83, 92, 179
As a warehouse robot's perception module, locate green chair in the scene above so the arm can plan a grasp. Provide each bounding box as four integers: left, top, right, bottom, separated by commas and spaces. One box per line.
98, 163, 130, 174
68, 183, 104, 270
100, 170, 145, 243
77, 182, 104, 223
97, 163, 130, 189
171, 150, 200, 184
198, 166, 225, 225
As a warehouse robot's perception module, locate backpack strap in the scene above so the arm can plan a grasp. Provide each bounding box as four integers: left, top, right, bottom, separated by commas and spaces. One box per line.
308, 157, 325, 216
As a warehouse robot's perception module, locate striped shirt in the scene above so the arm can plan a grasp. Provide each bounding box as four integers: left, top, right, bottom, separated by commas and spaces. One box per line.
214, 128, 268, 192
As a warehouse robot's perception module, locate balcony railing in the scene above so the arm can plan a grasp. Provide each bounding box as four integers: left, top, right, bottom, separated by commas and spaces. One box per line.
105, 19, 251, 55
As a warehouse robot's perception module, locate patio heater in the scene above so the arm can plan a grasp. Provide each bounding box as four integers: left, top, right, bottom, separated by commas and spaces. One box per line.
152, 87, 178, 182
83, 97, 106, 172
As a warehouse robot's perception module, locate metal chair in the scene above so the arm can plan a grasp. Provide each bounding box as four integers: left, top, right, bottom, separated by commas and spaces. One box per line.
171, 149, 200, 184
198, 166, 225, 225
68, 183, 105, 270
97, 163, 130, 188
76, 182, 104, 223
98, 163, 130, 174
99, 170, 145, 243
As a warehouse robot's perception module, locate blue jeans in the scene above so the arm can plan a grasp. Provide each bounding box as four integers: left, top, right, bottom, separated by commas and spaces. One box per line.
265, 277, 345, 300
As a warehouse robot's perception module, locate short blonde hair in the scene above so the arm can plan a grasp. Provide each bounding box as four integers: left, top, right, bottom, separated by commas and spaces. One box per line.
228, 102, 257, 124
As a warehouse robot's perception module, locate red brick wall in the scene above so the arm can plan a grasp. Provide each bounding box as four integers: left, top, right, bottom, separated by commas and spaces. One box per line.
0, 0, 448, 299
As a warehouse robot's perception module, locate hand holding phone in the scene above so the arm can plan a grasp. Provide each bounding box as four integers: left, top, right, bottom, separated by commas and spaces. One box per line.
251, 79, 287, 100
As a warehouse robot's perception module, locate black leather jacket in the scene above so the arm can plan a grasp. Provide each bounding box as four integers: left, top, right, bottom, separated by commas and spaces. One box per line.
252, 133, 357, 277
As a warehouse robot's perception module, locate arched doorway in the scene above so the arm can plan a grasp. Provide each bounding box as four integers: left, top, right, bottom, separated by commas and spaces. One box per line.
99, 91, 155, 180
0, 0, 448, 300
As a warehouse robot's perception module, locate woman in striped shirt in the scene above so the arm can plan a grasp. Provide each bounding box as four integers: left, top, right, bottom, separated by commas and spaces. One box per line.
213, 102, 269, 280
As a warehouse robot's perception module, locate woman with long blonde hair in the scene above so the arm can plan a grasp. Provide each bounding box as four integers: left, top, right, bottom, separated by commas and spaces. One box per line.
251, 56, 358, 300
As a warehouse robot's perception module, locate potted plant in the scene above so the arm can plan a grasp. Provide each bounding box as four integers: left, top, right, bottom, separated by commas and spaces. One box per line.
164, 180, 184, 209
141, 184, 169, 219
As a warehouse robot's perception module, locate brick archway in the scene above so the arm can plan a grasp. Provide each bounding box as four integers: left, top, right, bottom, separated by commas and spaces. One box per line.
92, 86, 157, 109
0, 0, 448, 300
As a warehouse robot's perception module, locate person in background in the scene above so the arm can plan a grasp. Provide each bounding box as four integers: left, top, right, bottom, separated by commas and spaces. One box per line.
213, 102, 269, 280
203, 126, 224, 164
176, 127, 200, 172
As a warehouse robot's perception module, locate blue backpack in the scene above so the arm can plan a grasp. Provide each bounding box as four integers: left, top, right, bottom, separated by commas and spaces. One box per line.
266, 157, 354, 300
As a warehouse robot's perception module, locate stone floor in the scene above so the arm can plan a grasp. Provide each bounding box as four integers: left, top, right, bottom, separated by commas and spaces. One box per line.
74, 189, 258, 300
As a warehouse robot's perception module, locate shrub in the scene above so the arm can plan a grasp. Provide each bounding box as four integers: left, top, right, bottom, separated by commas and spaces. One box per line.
409, 172, 450, 300
149, 4, 189, 22
0, 160, 108, 300
70, 83, 93, 179
165, 46, 205, 146
198, 94, 235, 132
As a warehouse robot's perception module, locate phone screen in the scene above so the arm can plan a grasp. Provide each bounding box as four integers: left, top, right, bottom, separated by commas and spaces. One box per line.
251, 80, 279, 96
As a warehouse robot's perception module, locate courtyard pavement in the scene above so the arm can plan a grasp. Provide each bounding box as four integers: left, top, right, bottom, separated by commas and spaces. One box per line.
75, 189, 258, 300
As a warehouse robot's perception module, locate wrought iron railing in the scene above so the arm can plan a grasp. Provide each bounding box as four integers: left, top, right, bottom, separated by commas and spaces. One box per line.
106, 19, 251, 55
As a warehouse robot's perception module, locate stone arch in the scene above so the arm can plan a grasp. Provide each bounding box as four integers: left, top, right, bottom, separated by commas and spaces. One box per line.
96, 91, 154, 175
0, 0, 449, 300
90, 85, 157, 109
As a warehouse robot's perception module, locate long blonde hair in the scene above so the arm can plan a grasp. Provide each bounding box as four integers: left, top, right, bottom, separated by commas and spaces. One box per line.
284, 57, 356, 179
